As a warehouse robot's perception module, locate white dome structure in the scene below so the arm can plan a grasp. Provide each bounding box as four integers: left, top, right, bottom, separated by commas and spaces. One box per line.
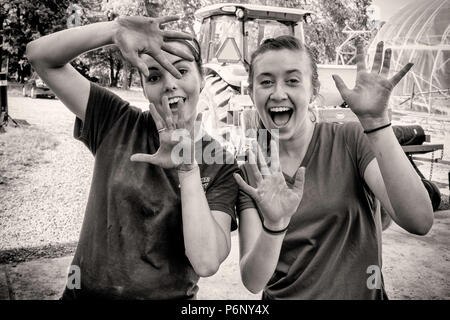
368, 0, 449, 114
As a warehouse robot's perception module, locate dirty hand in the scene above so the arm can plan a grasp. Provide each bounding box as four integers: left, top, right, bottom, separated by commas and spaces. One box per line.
113, 15, 194, 79
130, 96, 197, 171
332, 41, 413, 130
233, 140, 306, 231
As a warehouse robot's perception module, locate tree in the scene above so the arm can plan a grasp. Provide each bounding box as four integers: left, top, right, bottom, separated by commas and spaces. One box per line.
101, 0, 150, 89
281, 0, 372, 64
0, 0, 71, 80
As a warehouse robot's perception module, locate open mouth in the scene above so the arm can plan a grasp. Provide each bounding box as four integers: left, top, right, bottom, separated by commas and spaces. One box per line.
268, 106, 294, 127
168, 96, 186, 111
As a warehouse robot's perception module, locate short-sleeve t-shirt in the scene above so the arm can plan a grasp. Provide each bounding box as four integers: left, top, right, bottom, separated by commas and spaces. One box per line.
238, 122, 387, 300
63, 83, 239, 300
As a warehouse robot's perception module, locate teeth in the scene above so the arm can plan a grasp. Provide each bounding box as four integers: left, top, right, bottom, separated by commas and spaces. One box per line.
269, 107, 291, 112
168, 97, 185, 104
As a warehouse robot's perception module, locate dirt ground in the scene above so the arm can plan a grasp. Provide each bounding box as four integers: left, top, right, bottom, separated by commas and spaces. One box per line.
1, 86, 449, 299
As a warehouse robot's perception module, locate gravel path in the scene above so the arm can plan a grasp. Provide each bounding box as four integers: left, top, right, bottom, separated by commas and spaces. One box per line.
1, 97, 92, 252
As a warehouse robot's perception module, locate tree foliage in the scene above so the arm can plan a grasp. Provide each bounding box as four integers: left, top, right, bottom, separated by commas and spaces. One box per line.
0, 0, 71, 78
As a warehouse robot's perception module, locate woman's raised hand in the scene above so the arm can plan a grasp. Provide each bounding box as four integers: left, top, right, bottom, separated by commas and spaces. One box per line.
113, 15, 194, 79
233, 140, 305, 230
130, 97, 197, 170
332, 41, 413, 130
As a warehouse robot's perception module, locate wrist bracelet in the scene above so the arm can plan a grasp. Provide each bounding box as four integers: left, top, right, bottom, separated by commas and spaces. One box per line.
363, 123, 391, 134
262, 222, 289, 235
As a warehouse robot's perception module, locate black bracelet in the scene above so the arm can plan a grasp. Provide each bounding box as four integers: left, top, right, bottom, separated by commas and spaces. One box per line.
262, 222, 289, 235
363, 123, 391, 134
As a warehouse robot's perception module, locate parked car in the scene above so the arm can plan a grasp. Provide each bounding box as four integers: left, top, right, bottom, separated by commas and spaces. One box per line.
22, 73, 55, 99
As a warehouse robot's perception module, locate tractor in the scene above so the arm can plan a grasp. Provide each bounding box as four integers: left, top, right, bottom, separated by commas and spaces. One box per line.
194, 3, 357, 157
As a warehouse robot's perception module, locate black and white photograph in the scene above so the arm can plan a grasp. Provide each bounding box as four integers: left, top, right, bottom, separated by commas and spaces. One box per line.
0, 0, 449, 307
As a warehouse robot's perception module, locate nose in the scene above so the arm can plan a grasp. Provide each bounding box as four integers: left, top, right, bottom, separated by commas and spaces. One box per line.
163, 73, 178, 93
270, 82, 288, 101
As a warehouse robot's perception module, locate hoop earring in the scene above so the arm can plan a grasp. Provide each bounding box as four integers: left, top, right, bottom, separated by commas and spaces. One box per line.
308, 106, 317, 123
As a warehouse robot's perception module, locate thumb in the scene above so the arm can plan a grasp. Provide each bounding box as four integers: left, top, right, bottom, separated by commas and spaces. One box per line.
233, 173, 259, 200
292, 167, 306, 195
332, 74, 350, 99
130, 152, 160, 165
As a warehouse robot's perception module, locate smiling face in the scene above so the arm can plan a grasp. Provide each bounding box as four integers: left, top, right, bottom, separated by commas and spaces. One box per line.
251, 48, 314, 139
141, 42, 203, 132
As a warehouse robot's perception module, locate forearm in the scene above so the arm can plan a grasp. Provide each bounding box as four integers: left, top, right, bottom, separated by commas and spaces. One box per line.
240, 231, 285, 293
365, 126, 433, 234
179, 166, 230, 277
27, 21, 118, 68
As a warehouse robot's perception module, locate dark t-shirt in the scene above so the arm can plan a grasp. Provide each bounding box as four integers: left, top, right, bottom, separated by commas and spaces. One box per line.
63, 83, 238, 299
238, 122, 387, 299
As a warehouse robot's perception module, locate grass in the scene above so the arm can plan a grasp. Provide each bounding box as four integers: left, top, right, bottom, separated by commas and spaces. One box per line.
0, 125, 59, 185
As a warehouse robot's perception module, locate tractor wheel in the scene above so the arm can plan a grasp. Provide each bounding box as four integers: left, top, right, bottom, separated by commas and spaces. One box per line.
199, 74, 237, 128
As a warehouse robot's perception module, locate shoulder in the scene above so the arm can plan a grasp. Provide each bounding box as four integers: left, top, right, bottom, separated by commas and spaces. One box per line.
340, 122, 367, 148
310, 122, 368, 162
340, 121, 365, 135
313, 121, 345, 144
316, 121, 364, 146
89, 83, 129, 106
316, 121, 362, 136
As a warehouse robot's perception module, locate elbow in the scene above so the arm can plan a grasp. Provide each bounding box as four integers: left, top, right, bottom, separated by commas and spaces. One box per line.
241, 277, 264, 294
411, 214, 433, 236
192, 261, 220, 278
26, 40, 46, 68
242, 280, 264, 295
240, 264, 264, 294
26, 41, 41, 67
406, 205, 434, 236
187, 239, 230, 277
187, 252, 220, 277
25, 41, 36, 65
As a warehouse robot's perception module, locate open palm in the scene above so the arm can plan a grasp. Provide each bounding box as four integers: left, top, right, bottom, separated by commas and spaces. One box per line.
333, 41, 413, 128
113, 15, 194, 79
234, 140, 305, 229
130, 96, 196, 170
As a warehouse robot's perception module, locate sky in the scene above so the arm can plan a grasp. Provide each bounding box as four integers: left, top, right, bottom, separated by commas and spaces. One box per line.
372, 0, 419, 21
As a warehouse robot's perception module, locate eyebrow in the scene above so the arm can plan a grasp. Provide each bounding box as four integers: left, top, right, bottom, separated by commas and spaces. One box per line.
147, 59, 187, 71
256, 72, 274, 79
286, 69, 303, 75
256, 69, 303, 78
